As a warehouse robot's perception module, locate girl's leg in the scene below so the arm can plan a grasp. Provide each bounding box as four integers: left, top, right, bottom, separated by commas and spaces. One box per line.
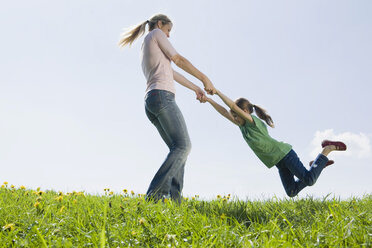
144, 90, 191, 203
277, 166, 306, 197
277, 150, 329, 197
276, 151, 307, 197
277, 142, 346, 197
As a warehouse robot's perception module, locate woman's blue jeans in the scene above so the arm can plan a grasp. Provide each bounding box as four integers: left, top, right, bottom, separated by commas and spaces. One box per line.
144, 90, 191, 203
276, 149, 329, 197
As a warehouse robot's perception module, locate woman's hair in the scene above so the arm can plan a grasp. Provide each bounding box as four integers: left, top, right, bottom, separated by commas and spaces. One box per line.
118, 14, 172, 48
234, 98, 275, 128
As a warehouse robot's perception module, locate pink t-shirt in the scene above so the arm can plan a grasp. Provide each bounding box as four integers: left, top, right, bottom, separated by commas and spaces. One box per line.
141, 29, 178, 95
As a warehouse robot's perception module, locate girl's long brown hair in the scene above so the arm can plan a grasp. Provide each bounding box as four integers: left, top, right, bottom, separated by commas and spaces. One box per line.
118, 14, 172, 48
235, 98, 275, 128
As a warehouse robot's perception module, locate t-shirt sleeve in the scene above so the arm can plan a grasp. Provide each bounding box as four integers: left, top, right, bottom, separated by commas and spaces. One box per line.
153, 29, 178, 59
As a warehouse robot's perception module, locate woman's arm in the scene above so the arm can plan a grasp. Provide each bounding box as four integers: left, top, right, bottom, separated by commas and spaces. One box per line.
153, 29, 215, 94
206, 98, 238, 125
171, 54, 216, 95
173, 70, 206, 102
216, 90, 254, 124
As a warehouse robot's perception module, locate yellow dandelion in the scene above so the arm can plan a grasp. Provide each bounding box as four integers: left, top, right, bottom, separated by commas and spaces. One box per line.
139, 218, 145, 225
163, 198, 169, 203
11, 184, 15, 189
222, 198, 227, 203
3, 181, 8, 185
131, 231, 136, 236
109, 191, 114, 195
2, 223, 15, 231
217, 195, 221, 199
37, 191, 44, 196
20, 185, 26, 190
34, 202, 41, 208
220, 213, 226, 220
73, 199, 77, 204
36, 196, 43, 202
58, 191, 63, 196
131, 190, 135, 195
192, 197, 195, 200
59, 206, 65, 213
123, 189, 128, 194
55, 196, 63, 202
1, 185, 4, 188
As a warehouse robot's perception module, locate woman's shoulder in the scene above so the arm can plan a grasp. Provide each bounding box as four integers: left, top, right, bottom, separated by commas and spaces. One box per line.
150, 28, 165, 37
144, 29, 160, 42
145, 29, 166, 43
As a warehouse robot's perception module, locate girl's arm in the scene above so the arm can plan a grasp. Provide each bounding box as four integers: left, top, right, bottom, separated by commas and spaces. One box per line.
206, 98, 238, 125
173, 70, 206, 102
171, 54, 216, 95
216, 90, 254, 124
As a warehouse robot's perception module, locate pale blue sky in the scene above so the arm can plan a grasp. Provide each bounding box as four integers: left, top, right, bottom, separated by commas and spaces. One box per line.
1, 0, 371, 200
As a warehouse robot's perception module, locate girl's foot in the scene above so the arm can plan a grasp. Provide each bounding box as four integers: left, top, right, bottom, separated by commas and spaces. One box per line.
321, 140, 347, 151
309, 160, 334, 167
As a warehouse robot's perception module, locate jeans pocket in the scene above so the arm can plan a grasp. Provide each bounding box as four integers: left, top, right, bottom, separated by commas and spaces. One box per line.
145, 90, 171, 114
164, 92, 175, 103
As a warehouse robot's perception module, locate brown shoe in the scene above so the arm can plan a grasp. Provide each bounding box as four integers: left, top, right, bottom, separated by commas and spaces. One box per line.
321, 140, 347, 151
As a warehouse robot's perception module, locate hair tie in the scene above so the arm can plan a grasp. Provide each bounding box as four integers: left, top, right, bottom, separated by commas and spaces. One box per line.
252, 104, 255, 108
146, 20, 150, 24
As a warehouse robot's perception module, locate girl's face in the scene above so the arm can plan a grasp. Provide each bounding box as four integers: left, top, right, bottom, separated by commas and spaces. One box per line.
158, 22, 173, 38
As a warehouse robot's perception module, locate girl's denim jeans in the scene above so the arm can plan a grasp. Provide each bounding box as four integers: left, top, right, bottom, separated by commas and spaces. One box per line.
276, 149, 329, 197
144, 90, 191, 203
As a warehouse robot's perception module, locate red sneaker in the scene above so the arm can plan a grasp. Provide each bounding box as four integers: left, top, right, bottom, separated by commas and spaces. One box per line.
309, 160, 334, 167
321, 140, 347, 151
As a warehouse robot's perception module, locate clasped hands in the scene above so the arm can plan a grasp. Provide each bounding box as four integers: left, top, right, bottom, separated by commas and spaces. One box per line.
195, 84, 217, 103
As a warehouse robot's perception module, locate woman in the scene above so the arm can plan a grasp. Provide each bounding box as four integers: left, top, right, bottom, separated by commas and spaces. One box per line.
119, 14, 215, 203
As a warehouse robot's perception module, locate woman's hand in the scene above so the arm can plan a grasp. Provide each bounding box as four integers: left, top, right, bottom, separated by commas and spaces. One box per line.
195, 87, 207, 103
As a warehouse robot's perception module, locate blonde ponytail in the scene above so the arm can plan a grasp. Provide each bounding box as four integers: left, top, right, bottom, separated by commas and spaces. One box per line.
118, 14, 172, 48
118, 21, 148, 48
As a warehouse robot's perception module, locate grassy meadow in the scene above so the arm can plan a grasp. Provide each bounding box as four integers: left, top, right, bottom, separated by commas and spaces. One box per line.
0, 182, 371, 247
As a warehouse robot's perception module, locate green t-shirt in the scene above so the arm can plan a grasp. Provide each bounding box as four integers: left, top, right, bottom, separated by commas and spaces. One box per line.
239, 115, 292, 168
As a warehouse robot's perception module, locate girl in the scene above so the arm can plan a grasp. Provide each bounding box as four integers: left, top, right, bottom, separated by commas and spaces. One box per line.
205, 89, 346, 197
118, 14, 216, 203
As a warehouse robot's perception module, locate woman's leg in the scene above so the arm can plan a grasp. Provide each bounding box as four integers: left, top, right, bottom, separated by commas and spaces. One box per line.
170, 162, 185, 204
144, 90, 191, 202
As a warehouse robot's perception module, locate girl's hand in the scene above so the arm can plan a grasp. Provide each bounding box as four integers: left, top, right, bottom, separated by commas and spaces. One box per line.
203, 78, 217, 95
195, 87, 207, 103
